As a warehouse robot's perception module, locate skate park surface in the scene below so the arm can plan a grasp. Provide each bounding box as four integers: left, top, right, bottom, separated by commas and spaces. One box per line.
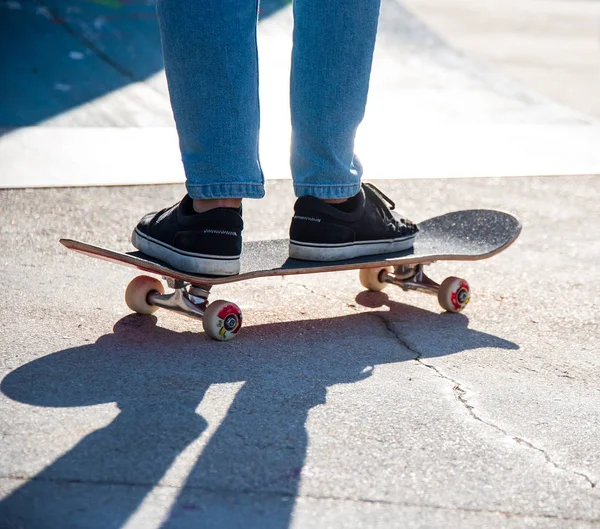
1, 0, 599, 527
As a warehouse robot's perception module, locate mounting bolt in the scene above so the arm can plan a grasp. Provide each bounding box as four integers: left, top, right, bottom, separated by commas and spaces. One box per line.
165, 277, 186, 289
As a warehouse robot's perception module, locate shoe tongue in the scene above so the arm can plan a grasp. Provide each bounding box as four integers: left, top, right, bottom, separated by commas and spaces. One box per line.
180, 194, 196, 215
330, 191, 362, 213
181, 196, 242, 218
348, 190, 365, 210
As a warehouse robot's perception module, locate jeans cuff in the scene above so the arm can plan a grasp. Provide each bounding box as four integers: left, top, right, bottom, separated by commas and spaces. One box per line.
293, 182, 361, 199
186, 182, 266, 199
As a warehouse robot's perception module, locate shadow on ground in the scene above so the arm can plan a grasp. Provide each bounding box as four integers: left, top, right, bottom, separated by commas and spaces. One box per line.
0, 0, 289, 127
0, 299, 518, 528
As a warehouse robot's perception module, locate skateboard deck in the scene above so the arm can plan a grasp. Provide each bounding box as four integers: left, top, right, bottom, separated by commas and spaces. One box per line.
60, 209, 520, 340
60, 209, 520, 286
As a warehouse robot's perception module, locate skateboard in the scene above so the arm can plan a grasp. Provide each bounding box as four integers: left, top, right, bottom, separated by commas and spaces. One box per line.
60, 209, 521, 341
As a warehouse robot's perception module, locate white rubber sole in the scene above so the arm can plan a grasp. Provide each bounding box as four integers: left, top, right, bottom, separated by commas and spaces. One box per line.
289, 235, 416, 261
132, 229, 240, 276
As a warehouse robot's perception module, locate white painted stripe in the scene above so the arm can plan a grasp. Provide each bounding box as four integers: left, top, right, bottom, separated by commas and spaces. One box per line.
1, 124, 599, 189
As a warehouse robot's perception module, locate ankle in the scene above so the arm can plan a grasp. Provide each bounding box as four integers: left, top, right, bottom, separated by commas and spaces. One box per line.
193, 198, 242, 213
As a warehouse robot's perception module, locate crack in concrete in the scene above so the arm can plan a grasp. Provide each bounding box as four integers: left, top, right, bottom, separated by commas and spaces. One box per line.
288, 281, 598, 490
289, 281, 355, 307
371, 312, 597, 491
288, 281, 363, 314
1, 474, 598, 523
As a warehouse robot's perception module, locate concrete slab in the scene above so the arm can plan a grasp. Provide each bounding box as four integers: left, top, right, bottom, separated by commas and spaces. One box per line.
401, 0, 600, 121
2, 0, 599, 189
0, 178, 599, 527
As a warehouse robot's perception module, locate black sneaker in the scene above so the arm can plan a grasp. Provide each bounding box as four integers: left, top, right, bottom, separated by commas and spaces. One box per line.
289, 183, 418, 261
131, 195, 243, 275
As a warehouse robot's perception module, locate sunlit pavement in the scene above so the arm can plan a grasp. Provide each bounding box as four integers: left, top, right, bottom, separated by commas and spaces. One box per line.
1, 0, 599, 527
1, 177, 599, 528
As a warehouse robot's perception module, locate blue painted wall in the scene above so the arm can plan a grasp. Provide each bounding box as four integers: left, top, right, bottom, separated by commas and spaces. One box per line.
0, 0, 290, 127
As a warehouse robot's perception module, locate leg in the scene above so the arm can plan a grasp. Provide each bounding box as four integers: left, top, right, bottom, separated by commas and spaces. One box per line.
157, 0, 264, 200
131, 0, 262, 275
288, 1, 419, 261
290, 0, 381, 199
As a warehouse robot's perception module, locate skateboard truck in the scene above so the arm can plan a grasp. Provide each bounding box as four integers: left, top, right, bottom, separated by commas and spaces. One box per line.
383, 264, 440, 295
125, 276, 243, 341
129, 263, 470, 342
146, 279, 211, 321
359, 264, 471, 313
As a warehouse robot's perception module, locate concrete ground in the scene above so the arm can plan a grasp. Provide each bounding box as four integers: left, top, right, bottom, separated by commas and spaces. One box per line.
1, 177, 599, 528
402, 0, 600, 120
2, 0, 600, 527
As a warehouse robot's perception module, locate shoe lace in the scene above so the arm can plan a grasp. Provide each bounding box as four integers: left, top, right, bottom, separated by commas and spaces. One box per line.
362, 183, 415, 230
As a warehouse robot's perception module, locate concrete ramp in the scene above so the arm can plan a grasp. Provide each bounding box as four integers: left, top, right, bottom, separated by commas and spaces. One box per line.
1, 0, 599, 188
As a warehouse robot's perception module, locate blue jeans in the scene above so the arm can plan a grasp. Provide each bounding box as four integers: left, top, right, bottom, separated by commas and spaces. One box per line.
157, 0, 381, 200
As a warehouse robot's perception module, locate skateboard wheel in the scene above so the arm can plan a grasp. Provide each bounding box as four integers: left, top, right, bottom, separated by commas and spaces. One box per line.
359, 267, 392, 292
203, 300, 243, 341
125, 275, 164, 315
438, 276, 470, 313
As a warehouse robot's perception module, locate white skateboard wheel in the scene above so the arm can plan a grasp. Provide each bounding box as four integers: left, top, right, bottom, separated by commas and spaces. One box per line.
438, 276, 470, 313
359, 267, 393, 292
125, 275, 164, 315
203, 300, 243, 341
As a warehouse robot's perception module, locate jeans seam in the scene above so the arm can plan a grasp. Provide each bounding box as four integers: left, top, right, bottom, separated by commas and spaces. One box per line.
294, 183, 360, 188
187, 184, 264, 188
